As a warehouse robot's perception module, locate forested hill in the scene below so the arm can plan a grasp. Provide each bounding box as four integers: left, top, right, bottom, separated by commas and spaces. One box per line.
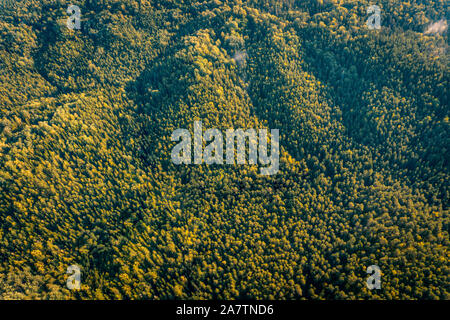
0, 0, 448, 299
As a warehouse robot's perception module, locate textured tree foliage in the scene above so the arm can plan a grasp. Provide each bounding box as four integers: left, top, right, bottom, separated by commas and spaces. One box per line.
0, 0, 448, 299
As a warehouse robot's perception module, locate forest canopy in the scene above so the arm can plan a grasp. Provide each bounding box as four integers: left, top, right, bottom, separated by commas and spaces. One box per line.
0, 0, 448, 299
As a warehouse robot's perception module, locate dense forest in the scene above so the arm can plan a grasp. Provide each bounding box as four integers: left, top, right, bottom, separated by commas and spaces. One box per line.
0, 0, 448, 299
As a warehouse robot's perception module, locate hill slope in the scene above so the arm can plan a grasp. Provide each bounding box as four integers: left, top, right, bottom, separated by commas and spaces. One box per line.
0, 0, 448, 299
